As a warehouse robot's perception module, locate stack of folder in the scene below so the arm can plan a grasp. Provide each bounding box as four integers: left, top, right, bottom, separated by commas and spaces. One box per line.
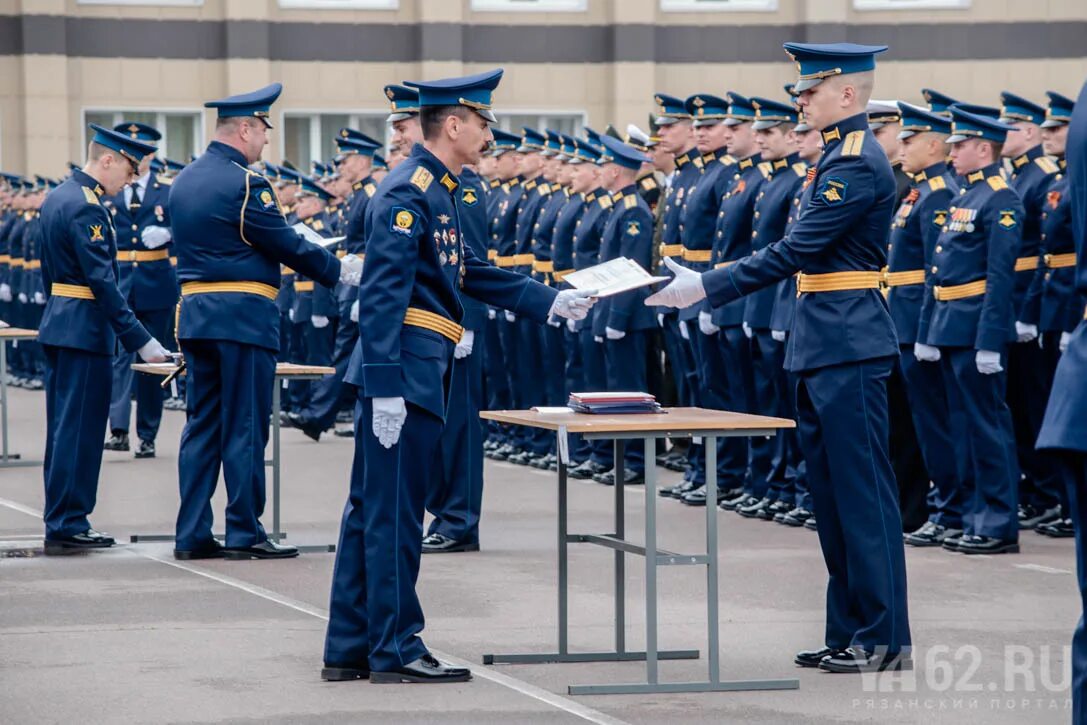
567, 392, 662, 415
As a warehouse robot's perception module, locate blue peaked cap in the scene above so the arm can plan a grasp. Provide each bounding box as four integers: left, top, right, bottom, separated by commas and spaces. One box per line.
114, 122, 161, 142
404, 69, 503, 123
948, 106, 1017, 144
783, 42, 888, 92
896, 101, 952, 139
597, 134, 651, 171
88, 123, 157, 167
204, 83, 282, 128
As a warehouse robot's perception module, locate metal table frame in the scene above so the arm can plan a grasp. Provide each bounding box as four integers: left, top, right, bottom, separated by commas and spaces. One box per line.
483, 424, 800, 696
129, 365, 335, 553
0, 329, 42, 468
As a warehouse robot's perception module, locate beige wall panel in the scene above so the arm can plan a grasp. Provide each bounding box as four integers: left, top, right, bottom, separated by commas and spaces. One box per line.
63, 0, 225, 20
0, 56, 26, 171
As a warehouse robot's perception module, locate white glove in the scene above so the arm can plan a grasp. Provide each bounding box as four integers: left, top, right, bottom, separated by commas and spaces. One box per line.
338, 254, 363, 286
605, 326, 625, 340
566, 318, 577, 333
371, 396, 407, 449
1060, 332, 1071, 353
698, 311, 719, 336
140, 225, 171, 249
742, 321, 753, 339
292, 222, 325, 246
289, 309, 295, 322
678, 320, 690, 340
594, 335, 604, 343
0, 283, 10, 302
137, 337, 170, 363
657, 312, 665, 328
350, 300, 359, 323
488, 308, 497, 320
505, 310, 517, 323
1015, 321, 1038, 343
33, 291, 45, 305
549, 289, 598, 321
312, 314, 330, 329
914, 343, 941, 362
976, 349, 1003, 375
644, 257, 707, 309
454, 329, 475, 359
17, 292, 27, 304
771, 329, 786, 342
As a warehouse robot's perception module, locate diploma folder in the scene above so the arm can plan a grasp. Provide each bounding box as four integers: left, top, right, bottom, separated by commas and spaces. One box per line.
567, 392, 664, 415
561, 257, 668, 299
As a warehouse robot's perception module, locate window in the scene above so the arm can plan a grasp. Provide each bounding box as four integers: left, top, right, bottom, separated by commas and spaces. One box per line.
278, 0, 398, 8
660, 0, 777, 11
280, 112, 388, 170
853, 0, 968, 8
77, 0, 203, 6
471, 0, 587, 12
83, 109, 203, 163
494, 112, 585, 139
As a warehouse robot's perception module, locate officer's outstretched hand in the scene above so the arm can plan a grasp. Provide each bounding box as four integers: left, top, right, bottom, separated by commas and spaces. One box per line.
913, 343, 941, 362
137, 337, 171, 363
141, 225, 172, 250
372, 396, 407, 448
644, 258, 706, 309
975, 349, 1003, 375
454, 330, 475, 359
339, 254, 363, 286
549, 289, 598, 321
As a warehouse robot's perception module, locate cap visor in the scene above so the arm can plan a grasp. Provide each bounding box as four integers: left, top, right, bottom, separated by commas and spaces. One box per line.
795, 123, 812, 132
896, 129, 917, 140
868, 121, 885, 130
655, 116, 681, 126
475, 109, 498, 124
387, 111, 415, 123
752, 120, 783, 131
723, 118, 750, 127
1040, 119, 1067, 128
946, 133, 969, 144
793, 78, 820, 93
692, 119, 721, 128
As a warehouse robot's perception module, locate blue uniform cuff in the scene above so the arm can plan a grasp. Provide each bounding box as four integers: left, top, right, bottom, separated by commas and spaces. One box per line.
361, 363, 402, 398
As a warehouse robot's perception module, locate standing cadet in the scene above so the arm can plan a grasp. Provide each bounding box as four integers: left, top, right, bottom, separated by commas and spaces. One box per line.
648, 43, 911, 673
999, 92, 1064, 530
18, 180, 47, 389
39, 125, 170, 554
103, 122, 177, 459
917, 106, 1023, 555
890, 103, 964, 547
170, 84, 363, 560
321, 70, 596, 683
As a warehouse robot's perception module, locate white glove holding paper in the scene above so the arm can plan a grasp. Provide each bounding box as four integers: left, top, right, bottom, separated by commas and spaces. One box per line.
140, 225, 172, 250
454, 330, 475, 359
698, 311, 719, 336
137, 337, 170, 363
914, 343, 941, 362
339, 254, 363, 286
549, 289, 598, 321
1015, 321, 1038, 343
371, 396, 407, 448
976, 349, 1003, 375
644, 257, 707, 309
311, 315, 330, 329
605, 326, 625, 340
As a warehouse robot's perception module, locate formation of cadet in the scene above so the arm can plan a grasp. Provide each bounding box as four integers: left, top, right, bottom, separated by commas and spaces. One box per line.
4, 37, 1086, 689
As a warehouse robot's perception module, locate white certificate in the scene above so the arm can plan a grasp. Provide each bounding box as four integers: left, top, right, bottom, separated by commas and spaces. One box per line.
561, 257, 668, 299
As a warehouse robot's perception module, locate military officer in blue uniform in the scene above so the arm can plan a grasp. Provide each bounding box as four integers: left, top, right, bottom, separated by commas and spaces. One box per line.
922, 89, 959, 118
320, 69, 596, 684
101, 122, 177, 459
169, 84, 363, 561
997, 92, 1064, 531
648, 43, 911, 673
1036, 77, 1087, 725
39, 124, 171, 554
917, 106, 1024, 555
889, 103, 964, 547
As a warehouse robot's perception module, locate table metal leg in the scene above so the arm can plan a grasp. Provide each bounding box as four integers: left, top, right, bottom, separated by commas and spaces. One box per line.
614, 439, 625, 655
558, 448, 568, 657
271, 382, 281, 543
1, 338, 38, 468
706, 435, 720, 684
643, 436, 659, 685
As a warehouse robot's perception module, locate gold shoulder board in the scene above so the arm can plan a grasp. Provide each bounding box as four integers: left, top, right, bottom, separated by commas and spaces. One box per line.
928, 176, 946, 191
410, 166, 433, 192
364, 183, 377, 196
792, 162, 807, 176
1035, 156, 1060, 174
82, 186, 99, 205
987, 175, 1008, 191
842, 130, 865, 157
624, 195, 637, 209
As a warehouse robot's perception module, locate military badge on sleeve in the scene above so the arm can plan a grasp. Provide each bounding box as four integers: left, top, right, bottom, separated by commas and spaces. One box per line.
933, 209, 948, 227
998, 209, 1018, 230
259, 189, 277, 210
391, 207, 416, 236
88, 224, 105, 242
819, 176, 848, 204
626, 220, 641, 236
462, 187, 478, 206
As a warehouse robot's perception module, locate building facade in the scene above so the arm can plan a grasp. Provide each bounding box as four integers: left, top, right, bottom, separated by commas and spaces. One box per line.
2, 0, 1085, 175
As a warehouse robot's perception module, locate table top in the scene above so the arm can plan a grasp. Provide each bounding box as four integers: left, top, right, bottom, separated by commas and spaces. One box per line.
480, 407, 795, 434
0, 327, 38, 340
132, 362, 335, 378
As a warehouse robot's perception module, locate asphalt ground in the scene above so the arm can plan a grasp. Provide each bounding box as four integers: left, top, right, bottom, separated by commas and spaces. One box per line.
0, 385, 1078, 724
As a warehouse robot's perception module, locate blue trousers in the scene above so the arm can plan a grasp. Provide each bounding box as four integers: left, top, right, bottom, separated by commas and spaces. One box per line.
603, 330, 648, 474
175, 339, 274, 550
287, 321, 309, 411
305, 298, 358, 430
42, 345, 112, 539
899, 347, 963, 529
661, 315, 701, 479
325, 396, 443, 671
1058, 451, 1087, 725
579, 327, 612, 467
483, 314, 512, 444
750, 330, 791, 499
1008, 339, 1062, 510
940, 347, 1020, 540
516, 317, 550, 455
690, 327, 746, 489
796, 356, 910, 654
784, 366, 812, 511
562, 325, 591, 463
717, 326, 771, 495
427, 329, 485, 544
108, 307, 170, 441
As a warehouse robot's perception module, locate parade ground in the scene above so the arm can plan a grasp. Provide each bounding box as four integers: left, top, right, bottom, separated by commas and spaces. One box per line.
0, 385, 1078, 724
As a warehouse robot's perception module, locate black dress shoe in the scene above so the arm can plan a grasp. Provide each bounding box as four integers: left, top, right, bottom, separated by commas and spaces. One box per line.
370, 654, 471, 684
530, 453, 555, 469
957, 535, 1019, 555
174, 540, 225, 560
737, 496, 772, 519
104, 431, 130, 451
569, 460, 608, 480
222, 540, 299, 560
321, 661, 370, 681
663, 451, 688, 472
1019, 504, 1061, 530
421, 532, 480, 554
659, 480, 696, 499
904, 521, 961, 547
780, 507, 814, 527
596, 468, 645, 486
941, 531, 964, 551
508, 451, 542, 466
1036, 518, 1075, 538
134, 439, 156, 459
803, 515, 819, 531
795, 646, 844, 668
163, 397, 186, 411
762, 500, 792, 521
278, 411, 295, 428
819, 647, 913, 673
333, 427, 354, 438
44, 529, 115, 555
286, 412, 324, 441
335, 409, 354, 424
720, 493, 758, 511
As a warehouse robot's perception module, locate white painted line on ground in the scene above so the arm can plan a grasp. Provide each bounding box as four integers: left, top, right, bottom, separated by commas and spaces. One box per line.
0, 495, 44, 519
1014, 563, 1072, 575
135, 549, 630, 725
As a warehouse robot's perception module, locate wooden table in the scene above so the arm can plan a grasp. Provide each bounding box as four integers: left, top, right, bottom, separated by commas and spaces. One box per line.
0, 327, 40, 467
131, 362, 336, 552
479, 406, 800, 696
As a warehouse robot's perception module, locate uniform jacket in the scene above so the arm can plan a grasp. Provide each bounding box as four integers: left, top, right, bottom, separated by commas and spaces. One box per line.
339, 175, 378, 302
679, 147, 733, 321
38, 169, 151, 355
513, 176, 550, 276
531, 184, 568, 286
569, 188, 612, 331
703, 113, 899, 372
1007, 144, 1060, 320
710, 153, 766, 328
1023, 160, 1082, 332
293, 210, 337, 321
551, 189, 588, 283
456, 166, 489, 331
592, 184, 655, 335
170, 141, 340, 352
103, 172, 178, 311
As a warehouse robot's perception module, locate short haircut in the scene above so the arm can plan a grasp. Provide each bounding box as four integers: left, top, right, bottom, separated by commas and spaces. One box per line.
420, 105, 471, 141
87, 141, 110, 161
